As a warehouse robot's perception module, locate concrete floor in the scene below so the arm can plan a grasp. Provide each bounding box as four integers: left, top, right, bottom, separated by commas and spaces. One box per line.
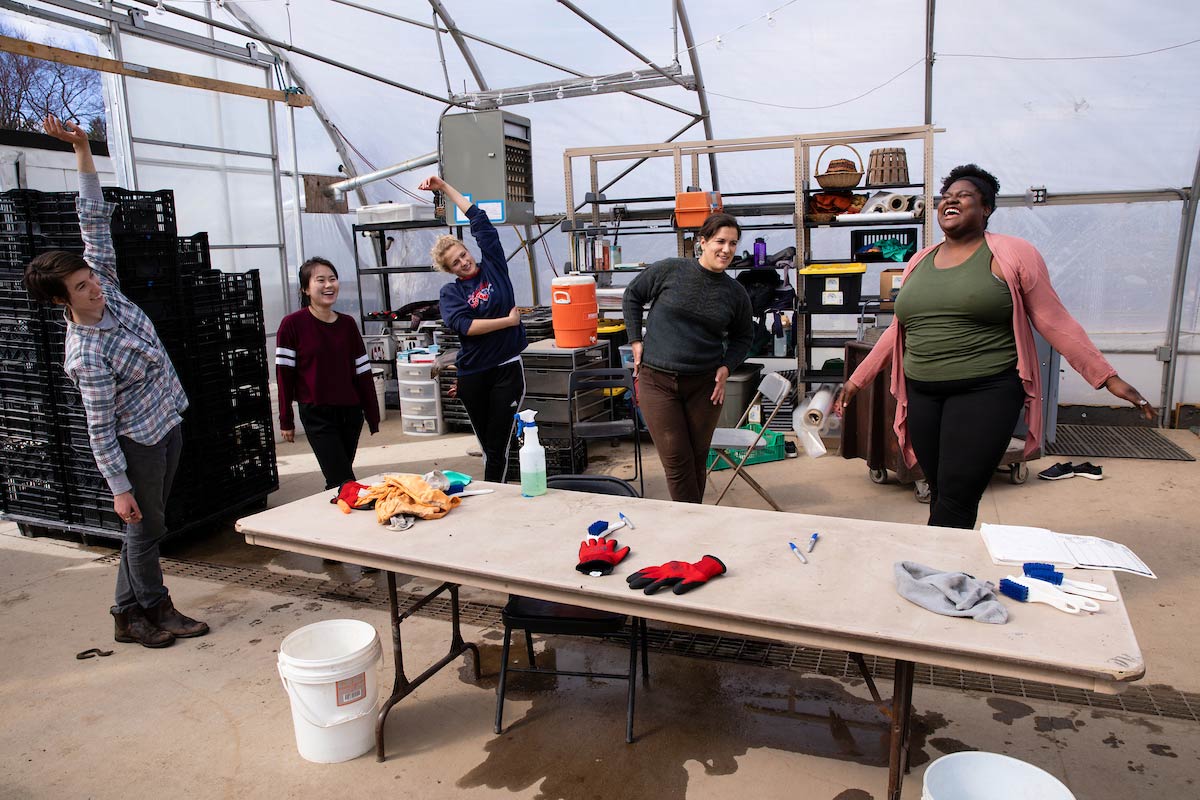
2, 417, 1198, 799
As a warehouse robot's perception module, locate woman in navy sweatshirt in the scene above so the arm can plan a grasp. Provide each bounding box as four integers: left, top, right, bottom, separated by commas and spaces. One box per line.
419, 175, 526, 483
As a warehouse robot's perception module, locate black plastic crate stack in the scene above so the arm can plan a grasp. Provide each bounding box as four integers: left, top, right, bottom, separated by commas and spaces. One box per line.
508, 428, 587, 478
0, 187, 276, 540
0, 278, 70, 519
436, 361, 472, 431
165, 269, 276, 530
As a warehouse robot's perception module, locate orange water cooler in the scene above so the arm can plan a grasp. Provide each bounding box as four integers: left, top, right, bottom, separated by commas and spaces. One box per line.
550, 275, 598, 347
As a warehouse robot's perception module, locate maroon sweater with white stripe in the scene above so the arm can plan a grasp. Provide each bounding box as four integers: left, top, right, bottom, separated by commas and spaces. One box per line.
275, 308, 380, 433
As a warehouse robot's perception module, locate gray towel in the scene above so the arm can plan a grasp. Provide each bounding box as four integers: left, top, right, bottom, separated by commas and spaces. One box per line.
894, 561, 1008, 624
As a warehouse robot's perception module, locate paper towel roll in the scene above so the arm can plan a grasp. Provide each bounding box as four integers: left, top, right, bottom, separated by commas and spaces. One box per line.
911, 197, 925, 216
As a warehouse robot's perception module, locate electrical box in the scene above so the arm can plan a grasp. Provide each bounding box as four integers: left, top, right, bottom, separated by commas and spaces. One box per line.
439, 110, 534, 226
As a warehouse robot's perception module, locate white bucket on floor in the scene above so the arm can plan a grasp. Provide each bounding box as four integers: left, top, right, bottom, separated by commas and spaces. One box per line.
922, 751, 1076, 800
277, 619, 382, 763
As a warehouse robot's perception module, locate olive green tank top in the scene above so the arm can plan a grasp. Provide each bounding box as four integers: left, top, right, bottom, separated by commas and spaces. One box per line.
894, 240, 1017, 381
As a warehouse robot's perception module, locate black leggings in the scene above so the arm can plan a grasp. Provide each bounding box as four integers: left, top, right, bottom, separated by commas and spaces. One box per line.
457, 359, 525, 483
298, 403, 364, 490
905, 369, 1025, 529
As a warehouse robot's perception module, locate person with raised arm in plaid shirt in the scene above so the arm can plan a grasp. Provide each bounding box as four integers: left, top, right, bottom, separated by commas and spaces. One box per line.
24, 116, 209, 649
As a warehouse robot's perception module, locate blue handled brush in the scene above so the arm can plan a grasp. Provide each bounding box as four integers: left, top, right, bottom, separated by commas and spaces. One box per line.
998, 577, 1083, 614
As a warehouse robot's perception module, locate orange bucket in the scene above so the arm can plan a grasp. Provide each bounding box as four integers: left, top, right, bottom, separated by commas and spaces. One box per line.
551, 275, 598, 348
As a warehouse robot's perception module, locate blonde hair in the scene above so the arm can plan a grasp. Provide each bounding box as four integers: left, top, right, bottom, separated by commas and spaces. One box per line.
431, 235, 466, 273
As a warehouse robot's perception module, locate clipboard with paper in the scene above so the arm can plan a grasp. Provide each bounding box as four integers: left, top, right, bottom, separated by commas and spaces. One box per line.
980, 524, 1157, 579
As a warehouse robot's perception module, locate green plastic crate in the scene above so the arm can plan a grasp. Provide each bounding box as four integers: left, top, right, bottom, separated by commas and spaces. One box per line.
706, 424, 786, 471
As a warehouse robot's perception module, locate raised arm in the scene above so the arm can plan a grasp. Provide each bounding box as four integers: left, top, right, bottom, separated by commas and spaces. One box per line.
418, 174, 470, 215
43, 116, 118, 286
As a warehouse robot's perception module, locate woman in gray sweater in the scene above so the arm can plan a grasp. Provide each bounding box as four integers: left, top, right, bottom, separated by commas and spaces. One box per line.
622, 213, 754, 503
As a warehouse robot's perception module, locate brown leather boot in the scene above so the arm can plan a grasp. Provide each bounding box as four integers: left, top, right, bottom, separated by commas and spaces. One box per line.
145, 595, 210, 638
112, 606, 175, 648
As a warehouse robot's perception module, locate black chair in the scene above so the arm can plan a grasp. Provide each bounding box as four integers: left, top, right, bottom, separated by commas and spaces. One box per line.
494, 474, 649, 744
566, 368, 644, 497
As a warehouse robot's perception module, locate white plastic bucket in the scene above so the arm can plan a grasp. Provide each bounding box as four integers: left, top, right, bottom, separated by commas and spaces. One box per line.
922, 751, 1076, 800
277, 619, 383, 763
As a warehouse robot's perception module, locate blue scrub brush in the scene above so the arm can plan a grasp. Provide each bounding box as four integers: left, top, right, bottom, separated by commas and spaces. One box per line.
998, 577, 1084, 614
586, 519, 626, 538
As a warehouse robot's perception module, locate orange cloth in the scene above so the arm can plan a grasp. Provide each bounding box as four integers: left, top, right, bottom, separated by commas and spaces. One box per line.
354, 474, 462, 523
809, 192, 867, 215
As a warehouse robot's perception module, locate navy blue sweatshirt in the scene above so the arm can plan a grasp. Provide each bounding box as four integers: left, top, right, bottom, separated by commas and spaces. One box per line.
439, 205, 527, 376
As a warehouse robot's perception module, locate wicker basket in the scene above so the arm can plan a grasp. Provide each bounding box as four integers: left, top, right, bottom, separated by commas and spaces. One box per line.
804, 213, 838, 225
814, 144, 863, 190
866, 148, 910, 187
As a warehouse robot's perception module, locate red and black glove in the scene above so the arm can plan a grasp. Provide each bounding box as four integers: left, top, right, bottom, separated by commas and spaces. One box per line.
331, 481, 373, 513
577, 537, 631, 576
626, 555, 726, 595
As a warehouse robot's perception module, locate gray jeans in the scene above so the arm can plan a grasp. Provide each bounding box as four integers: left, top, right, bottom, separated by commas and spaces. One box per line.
113, 424, 183, 613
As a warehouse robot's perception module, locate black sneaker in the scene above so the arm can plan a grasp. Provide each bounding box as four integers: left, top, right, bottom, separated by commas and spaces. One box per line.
784, 440, 799, 458
1037, 462, 1075, 480
1073, 462, 1104, 480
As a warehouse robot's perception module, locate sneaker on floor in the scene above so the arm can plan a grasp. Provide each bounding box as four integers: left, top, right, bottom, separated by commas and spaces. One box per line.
784, 440, 799, 458
1037, 462, 1075, 480
1073, 462, 1104, 480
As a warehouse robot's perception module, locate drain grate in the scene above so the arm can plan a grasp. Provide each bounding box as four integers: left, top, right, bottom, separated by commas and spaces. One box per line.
129, 554, 1200, 725
1047, 424, 1195, 461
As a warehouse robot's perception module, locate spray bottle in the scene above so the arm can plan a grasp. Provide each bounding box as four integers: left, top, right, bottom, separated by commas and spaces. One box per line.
514, 409, 547, 497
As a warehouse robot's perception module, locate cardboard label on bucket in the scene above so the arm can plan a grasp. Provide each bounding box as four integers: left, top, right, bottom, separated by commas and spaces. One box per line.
335, 672, 367, 706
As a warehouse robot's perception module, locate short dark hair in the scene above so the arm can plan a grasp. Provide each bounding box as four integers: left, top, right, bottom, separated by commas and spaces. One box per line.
24, 250, 89, 304
298, 257, 338, 308
697, 212, 741, 241
942, 164, 1000, 211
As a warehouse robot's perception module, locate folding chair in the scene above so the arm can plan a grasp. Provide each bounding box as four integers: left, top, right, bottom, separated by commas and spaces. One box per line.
705, 371, 794, 511
566, 368, 644, 496
494, 474, 649, 743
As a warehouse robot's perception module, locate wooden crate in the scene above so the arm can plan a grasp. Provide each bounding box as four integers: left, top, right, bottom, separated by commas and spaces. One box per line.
866, 148, 909, 187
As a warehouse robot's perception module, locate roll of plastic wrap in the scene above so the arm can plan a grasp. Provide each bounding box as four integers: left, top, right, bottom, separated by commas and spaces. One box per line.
792, 384, 835, 458
863, 192, 908, 213
837, 210, 916, 223
804, 384, 835, 429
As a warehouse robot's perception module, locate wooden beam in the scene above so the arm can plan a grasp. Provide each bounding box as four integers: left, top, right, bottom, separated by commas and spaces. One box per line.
0, 34, 313, 108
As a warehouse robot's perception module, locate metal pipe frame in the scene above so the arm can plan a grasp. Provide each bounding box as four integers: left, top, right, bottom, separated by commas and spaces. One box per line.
673, 0, 718, 190
1159, 146, 1200, 425
427, 0, 487, 91
7, 0, 276, 66
556, 1, 692, 92
129, 136, 274, 159
327, 0, 696, 118
116, 0, 469, 107
330, 151, 439, 197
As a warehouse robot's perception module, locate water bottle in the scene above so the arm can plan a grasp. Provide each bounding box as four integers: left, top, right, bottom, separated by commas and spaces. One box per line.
515, 409, 547, 497
753, 237, 767, 267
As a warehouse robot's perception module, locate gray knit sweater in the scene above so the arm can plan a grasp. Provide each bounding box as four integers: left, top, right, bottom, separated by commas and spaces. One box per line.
622, 257, 754, 374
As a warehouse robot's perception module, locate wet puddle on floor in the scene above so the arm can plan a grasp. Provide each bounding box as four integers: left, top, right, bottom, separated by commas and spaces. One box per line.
453, 641, 952, 800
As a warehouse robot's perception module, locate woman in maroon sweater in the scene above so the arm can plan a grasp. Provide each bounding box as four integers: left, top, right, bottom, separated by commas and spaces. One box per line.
276, 257, 380, 490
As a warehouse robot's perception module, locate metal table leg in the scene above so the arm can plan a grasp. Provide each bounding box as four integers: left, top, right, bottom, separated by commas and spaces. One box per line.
886, 659, 916, 800
375, 573, 481, 761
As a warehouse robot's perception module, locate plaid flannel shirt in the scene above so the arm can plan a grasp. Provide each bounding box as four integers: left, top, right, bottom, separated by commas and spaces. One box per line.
63, 197, 188, 495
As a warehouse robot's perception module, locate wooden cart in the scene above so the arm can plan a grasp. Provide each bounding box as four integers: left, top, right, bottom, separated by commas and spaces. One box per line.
840, 341, 1033, 502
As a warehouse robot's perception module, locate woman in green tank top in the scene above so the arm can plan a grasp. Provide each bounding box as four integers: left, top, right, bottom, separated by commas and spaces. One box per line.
837, 164, 1154, 529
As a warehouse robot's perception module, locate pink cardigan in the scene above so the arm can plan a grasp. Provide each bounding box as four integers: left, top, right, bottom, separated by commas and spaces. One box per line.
848, 232, 1117, 466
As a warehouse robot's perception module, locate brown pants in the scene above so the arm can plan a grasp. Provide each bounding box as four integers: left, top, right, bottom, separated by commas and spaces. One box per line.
637, 365, 723, 503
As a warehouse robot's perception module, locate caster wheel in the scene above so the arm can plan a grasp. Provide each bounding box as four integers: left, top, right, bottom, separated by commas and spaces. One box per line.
1010, 463, 1029, 485
869, 468, 888, 484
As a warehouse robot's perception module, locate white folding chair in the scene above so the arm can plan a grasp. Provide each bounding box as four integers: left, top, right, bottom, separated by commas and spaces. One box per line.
706, 371, 794, 511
